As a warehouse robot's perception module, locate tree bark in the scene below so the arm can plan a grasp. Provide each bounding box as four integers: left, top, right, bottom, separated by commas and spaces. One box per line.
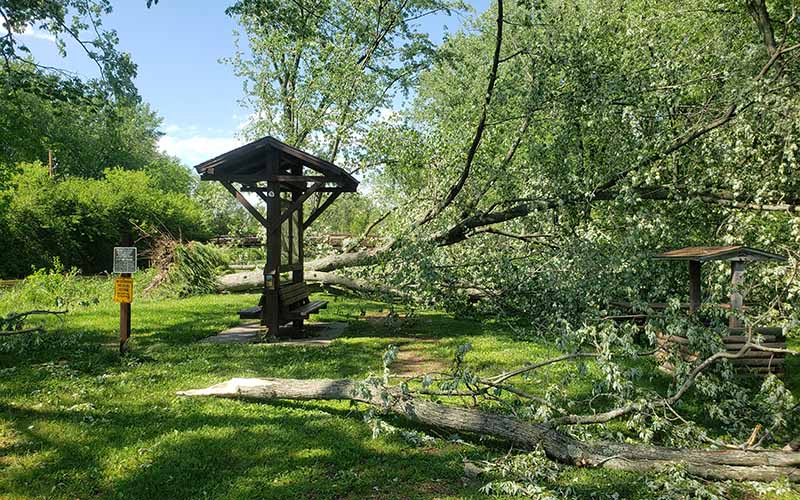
215, 270, 391, 294
306, 241, 395, 272
215, 270, 266, 292
178, 377, 800, 483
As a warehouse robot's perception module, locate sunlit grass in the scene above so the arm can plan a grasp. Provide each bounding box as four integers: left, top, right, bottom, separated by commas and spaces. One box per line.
0, 287, 797, 499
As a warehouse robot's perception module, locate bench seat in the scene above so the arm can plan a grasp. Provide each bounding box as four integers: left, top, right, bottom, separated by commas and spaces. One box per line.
238, 282, 327, 324
285, 300, 327, 319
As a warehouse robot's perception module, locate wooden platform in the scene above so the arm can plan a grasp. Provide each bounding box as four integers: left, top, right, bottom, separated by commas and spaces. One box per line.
199, 321, 346, 345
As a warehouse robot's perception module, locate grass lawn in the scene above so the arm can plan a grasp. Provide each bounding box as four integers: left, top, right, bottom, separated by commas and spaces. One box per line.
0, 281, 798, 499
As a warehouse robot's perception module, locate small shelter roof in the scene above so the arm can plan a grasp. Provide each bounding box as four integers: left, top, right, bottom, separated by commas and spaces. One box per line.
653, 246, 787, 262
193, 136, 358, 192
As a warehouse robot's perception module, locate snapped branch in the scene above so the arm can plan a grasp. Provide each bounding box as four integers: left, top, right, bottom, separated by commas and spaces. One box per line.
416, 0, 504, 226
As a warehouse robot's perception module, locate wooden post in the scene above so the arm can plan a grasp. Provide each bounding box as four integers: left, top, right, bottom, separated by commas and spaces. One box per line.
262, 149, 282, 339
120, 282, 131, 353
119, 232, 133, 353
729, 261, 746, 329
291, 165, 305, 335
688, 260, 701, 313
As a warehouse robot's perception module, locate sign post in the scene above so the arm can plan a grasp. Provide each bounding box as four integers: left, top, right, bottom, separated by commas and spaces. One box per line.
113, 246, 137, 353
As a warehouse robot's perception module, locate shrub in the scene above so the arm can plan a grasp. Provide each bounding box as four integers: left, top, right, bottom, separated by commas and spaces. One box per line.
0, 163, 210, 277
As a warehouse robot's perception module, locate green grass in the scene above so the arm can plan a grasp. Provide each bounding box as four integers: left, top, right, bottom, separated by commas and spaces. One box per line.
0, 284, 798, 499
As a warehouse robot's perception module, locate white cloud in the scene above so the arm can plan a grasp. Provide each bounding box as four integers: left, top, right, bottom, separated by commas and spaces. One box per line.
22, 25, 56, 43
237, 111, 266, 131
1, 24, 56, 43
158, 135, 244, 167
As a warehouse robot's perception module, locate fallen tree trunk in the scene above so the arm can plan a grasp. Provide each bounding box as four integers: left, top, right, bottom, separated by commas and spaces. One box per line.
215, 270, 392, 294
306, 241, 395, 273
178, 377, 800, 483
305, 271, 393, 295
228, 264, 259, 270
215, 270, 265, 292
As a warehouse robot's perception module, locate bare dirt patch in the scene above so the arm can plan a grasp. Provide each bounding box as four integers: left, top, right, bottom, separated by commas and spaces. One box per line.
388, 338, 448, 378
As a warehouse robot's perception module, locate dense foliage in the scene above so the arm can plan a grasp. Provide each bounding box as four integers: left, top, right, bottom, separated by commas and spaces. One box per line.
0, 163, 209, 277
351, 0, 800, 332
0, 2, 250, 277
226, 0, 463, 162
0, 65, 164, 178
253, 0, 800, 471
0, 0, 139, 100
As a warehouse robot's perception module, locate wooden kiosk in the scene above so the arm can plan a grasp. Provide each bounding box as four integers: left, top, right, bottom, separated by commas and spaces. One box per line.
652, 245, 788, 326
194, 136, 358, 338
652, 245, 789, 374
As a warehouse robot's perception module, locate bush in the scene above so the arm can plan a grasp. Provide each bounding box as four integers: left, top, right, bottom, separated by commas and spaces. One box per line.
0, 162, 210, 277
0, 258, 115, 315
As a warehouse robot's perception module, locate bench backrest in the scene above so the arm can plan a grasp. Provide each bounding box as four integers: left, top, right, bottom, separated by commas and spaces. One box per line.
278, 282, 310, 306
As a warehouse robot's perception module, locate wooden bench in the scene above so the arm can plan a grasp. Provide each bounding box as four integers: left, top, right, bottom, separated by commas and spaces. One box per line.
724, 328, 786, 375
657, 327, 786, 375
239, 282, 327, 323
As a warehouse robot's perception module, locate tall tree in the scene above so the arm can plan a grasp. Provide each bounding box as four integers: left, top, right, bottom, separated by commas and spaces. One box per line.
0, 64, 163, 178
225, 0, 463, 163
0, 0, 139, 101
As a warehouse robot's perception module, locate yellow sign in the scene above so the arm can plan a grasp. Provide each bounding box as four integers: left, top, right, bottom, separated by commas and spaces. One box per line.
114, 277, 134, 303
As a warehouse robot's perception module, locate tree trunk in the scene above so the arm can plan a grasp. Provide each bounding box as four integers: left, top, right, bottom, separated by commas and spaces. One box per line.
215, 270, 265, 292
306, 241, 394, 272
305, 271, 393, 294
178, 378, 800, 483
216, 270, 391, 294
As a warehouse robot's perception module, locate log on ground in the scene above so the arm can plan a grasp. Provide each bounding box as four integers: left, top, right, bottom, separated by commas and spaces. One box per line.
215, 270, 391, 294
178, 377, 800, 483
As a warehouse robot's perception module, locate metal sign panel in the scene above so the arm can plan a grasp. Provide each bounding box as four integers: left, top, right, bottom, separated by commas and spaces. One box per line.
113, 277, 134, 303
113, 247, 138, 274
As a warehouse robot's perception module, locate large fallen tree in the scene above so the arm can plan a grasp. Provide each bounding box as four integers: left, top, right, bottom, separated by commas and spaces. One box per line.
179, 337, 800, 484
215, 269, 393, 295
178, 376, 800, 483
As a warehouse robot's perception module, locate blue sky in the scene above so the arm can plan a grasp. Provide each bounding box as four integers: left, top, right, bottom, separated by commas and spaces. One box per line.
13, 0, 485, 167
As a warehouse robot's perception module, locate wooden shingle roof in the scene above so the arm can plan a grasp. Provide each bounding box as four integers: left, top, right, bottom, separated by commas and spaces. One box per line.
653, 246, 787, 262
193, 136, 358, 192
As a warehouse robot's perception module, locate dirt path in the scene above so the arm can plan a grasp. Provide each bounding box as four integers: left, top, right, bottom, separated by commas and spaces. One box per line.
388, 339, 448, 378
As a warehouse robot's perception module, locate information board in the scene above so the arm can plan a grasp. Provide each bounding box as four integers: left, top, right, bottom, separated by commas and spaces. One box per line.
113, 247, 137, 274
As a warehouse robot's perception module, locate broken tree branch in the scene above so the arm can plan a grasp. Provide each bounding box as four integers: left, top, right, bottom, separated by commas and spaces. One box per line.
178, 377, 800, 482
0, 310, 68, 337
215, 270, 394, 295
343, 209, 394, 253
0, 327, 44, 337
416, 0, 504, 226
2, 310, 68, 321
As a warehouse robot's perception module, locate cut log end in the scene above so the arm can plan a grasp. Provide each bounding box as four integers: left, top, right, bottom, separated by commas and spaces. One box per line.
176, 378, 280, 397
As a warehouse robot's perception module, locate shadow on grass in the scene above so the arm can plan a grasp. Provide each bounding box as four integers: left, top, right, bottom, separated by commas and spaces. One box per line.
0, 398, 469, 500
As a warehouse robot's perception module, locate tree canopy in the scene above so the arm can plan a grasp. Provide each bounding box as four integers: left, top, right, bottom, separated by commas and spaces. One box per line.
311, 0, 800, 327
226, 0, 464, 162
